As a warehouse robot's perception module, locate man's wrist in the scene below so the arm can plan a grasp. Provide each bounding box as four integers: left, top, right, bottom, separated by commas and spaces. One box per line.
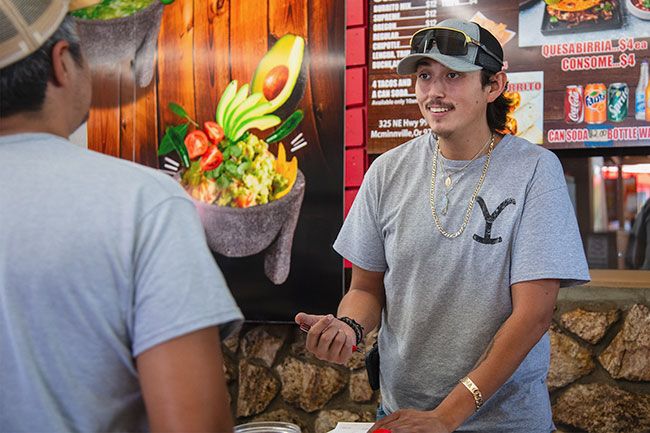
337, 316, 364, 345
432, 381, 478, 432
431, 407, 464, 432
460, 376, 484, 411
428, 408, 455, 433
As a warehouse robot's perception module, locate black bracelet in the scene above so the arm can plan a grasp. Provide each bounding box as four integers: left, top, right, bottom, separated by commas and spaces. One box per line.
338, 316, 364, 346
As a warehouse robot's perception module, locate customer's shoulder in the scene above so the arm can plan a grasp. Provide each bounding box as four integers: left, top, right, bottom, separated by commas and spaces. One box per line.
60, 141, 189, 205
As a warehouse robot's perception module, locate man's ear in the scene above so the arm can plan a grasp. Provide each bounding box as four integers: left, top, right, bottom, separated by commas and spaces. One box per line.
50, 40, 73, 88
486, 71, 508, 103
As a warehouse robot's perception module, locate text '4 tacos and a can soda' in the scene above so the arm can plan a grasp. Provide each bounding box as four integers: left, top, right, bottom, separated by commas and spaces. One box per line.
565, 59, 650, 124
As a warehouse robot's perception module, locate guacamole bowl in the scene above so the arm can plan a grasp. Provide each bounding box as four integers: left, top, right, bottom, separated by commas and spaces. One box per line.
193, 170, 305, 285
73, 1, 164, 87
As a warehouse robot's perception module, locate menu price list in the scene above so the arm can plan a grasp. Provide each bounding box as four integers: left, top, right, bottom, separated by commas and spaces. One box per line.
369, 1, 650, 152
370, 0, 483, 74
369, 0, 483, 152
369, 76, 429, 141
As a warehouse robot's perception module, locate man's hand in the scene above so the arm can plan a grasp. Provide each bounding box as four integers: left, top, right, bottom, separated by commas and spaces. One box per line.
294, 264, 384, 366
294, 313, 357, 364
369, 409, 452, 433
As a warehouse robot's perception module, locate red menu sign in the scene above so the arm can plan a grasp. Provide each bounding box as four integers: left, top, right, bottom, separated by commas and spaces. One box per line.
367, 0, 650, 153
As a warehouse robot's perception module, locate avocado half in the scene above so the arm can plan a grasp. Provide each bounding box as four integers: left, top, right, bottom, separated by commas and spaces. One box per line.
251, 34, 307, 120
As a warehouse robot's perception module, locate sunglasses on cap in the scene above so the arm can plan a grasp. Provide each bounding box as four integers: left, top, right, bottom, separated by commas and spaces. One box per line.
409, 26, 503, 70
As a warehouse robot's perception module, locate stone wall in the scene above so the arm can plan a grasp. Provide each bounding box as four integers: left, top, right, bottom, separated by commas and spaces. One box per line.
551, 287, 650, 433
223, 325, 380, 433
223, 286, 650, 433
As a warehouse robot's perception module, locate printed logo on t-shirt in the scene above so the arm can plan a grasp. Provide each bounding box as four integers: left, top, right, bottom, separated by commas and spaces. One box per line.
473, 196, 516, 245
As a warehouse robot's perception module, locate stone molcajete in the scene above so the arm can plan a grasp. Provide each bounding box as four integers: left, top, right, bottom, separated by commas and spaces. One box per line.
73, 1, 164, 87
195, 171, 305, 285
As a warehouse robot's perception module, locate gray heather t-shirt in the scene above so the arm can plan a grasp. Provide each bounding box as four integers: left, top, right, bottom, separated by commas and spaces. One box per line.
0, 133, 243, 432
334, 133, 589, 432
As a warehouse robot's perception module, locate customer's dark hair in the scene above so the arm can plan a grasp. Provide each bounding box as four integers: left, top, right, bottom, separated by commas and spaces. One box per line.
481, 69, 511, 133
0, 16, 83, 118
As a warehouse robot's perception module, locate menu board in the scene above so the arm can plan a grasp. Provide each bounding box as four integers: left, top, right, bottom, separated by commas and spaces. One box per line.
368, 0, 650, 153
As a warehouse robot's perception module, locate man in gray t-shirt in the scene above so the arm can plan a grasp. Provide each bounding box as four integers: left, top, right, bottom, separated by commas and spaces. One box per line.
1, 2, 242, 431
296, 19, 588, 432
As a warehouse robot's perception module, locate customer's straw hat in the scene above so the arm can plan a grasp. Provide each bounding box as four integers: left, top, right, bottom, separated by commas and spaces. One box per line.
0, 0, 99, 69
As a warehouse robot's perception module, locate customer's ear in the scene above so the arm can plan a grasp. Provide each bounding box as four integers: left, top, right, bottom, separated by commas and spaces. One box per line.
50, 40, 73, 88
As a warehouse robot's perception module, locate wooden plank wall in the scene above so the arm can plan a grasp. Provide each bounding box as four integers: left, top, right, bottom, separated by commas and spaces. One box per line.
86, 0, 341, 169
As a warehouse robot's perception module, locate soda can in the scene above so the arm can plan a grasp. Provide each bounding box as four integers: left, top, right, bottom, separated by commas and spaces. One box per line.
607, 82, 628, 122
564, 85, 584, 123
584, 83, 607, 124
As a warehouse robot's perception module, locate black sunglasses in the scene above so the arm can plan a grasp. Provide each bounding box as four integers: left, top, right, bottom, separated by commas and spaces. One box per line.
409, 27, 503, 70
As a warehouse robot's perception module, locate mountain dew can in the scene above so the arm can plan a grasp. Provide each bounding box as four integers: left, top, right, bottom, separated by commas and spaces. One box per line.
607, 82, 628, 122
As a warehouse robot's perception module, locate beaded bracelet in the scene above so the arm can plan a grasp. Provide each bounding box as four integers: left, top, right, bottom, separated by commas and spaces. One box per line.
337, 316, 364, 346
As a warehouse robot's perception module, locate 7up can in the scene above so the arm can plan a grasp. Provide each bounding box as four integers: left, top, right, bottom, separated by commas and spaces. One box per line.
607, 83, 628, 122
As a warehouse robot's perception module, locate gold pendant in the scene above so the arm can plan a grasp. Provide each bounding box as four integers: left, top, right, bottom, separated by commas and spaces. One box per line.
444, 175, 452, 189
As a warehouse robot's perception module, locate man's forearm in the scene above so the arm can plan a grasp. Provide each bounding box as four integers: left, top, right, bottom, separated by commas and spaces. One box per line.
433, 309, 553, 430
138, 327, 234, 433
335, 265, 385, 339
337, 288, 383, 339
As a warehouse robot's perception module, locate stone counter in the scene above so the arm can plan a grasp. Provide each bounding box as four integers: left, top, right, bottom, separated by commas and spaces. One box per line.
223, 285, 650, 433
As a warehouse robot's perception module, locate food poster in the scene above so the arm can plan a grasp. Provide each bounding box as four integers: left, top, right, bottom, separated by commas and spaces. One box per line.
504, 71, 545, 144
367, 0, 650, 153
78, 0, 345, 321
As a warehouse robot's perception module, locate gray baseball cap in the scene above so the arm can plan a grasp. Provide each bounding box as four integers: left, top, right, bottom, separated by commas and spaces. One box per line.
0, 0, 99, 69
396, 18, 504, 75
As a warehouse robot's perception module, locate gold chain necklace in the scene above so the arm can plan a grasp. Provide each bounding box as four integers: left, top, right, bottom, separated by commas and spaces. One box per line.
438, 135, 492, 215
440, 134, 492, 189
429, 133, 495, 238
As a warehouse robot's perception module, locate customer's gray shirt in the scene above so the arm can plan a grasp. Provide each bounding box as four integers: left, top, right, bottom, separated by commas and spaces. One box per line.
334, 133, 589, 432
0, 134, 243, 432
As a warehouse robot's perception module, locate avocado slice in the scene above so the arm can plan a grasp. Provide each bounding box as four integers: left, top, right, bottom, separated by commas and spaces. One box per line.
223, 84, 249, 136
225, 90, 262, 137
216, 80, 238, 128
230, 101, 274, 136
250, 34, 306, 119
231, 115, 281, 142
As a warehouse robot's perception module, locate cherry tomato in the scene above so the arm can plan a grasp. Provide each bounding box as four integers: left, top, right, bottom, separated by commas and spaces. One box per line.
184, 130, 210, 159
204, 121, 225, 145
199, 145, 223, 172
